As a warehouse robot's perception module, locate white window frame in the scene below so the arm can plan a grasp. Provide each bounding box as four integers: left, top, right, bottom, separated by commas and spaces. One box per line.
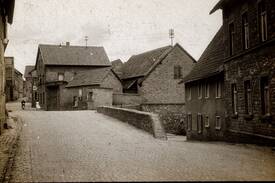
187, 87, 192, 101
205, 82, 210, 99
197, 113, 203, 134
216, 81, 222, 98
215, 116, 221, 130
198, 83, 203, 99
58, 73, 64, 81
242, 12, 250, 49
205, 115, 210, 128
232, 83, 238, 115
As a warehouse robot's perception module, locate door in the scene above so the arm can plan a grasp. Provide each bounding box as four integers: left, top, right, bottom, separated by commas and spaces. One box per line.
47, 86, 59, 111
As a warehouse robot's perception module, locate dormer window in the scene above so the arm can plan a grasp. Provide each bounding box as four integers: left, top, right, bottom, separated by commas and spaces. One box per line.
242, 12, 249, 49
258, 0, 267, 42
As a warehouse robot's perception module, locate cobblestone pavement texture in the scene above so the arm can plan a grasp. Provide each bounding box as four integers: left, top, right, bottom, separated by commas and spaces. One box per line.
6, 103, 275, 182
0, 105, 22, 182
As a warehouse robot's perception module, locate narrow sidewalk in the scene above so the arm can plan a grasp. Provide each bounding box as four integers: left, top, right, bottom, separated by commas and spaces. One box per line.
0, 114, 22, 182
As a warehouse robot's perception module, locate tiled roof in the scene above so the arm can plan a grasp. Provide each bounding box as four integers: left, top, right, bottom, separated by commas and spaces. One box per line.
66, 67, 112, 88
38, 44, 111, 66
210, 0, 239, 14
182, 26, 225, 83
24, 65, 35, 78
111, 59, 123, 78
121, 46, 173, 79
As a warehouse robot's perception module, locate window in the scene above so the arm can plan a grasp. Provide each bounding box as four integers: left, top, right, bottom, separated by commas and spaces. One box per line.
198, 83, 203, 99
187, 113, 192, 131
79, 89, 83, 101
261, 77, 270, 115
258, 0, 267, 42
197, 114, 203, 134
205, 82, 210, 98
232, 83, 238, 115
187, 86, 192, 101
215, 116, 221, 130
174, 65, 182, 79
244, 80, 252, 115
58, 73, 64, 81
229, 22, 235, 55
205, 115, 210, 128
242, 12, 249, 49
216, 81, 222, 98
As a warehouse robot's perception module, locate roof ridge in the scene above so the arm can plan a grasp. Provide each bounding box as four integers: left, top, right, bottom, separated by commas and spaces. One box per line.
131, 45, 172, 57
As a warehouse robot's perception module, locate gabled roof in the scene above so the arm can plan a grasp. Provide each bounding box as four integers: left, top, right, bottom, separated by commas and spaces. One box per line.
66, 67, 115, 88
182, 26, 225, 83
121, 45, 173, 79
210, 0, 239, 14
24, 65, 35, 78
14, 69, 23, 76
38, 44, 111, 66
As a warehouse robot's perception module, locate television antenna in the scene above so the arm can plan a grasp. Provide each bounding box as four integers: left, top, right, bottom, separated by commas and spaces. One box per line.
169, 29, 175, 46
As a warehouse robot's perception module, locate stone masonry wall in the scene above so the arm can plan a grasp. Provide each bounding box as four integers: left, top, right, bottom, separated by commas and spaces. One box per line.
222, 0, 275, 59
224, 44, 275, 138
0, 14, 5, 135
139, 45, 194, 104
141, 104, 186, 135
97, 106, 167, 139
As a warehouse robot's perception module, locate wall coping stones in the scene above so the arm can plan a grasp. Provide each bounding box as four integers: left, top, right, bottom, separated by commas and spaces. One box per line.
97, 106, 167, 140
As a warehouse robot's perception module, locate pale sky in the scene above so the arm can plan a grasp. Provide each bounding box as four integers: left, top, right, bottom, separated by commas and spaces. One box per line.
5, 0, 222, 74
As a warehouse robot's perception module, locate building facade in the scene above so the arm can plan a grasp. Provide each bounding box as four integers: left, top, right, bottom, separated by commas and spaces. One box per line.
121, 43, 196, 134
5, 57, 24, 101
0, 0, 15, 134
4, 57, 14, 102
211, 0, 275, 144
14, 69, 24, 100
66, 68, 122, 110
35, 43, 115, 111
183, 28, 227, 141
24, 65, 35, 102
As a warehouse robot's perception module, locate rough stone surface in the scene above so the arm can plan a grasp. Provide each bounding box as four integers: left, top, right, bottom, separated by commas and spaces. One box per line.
141, 104, 186, 135
0, 114, 22, 182
7, 106, 275, 182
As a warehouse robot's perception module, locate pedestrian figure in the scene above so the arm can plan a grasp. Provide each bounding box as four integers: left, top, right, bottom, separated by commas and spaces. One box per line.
36, 101, 41, 110
21, 99, 26, 110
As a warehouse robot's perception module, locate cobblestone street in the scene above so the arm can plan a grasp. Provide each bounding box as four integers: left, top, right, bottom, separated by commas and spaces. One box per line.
6, 104, 275, 182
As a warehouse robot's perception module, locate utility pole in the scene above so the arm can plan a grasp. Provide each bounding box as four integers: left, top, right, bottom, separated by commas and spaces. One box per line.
84, 36, 88, 48
169, 29, 175, 46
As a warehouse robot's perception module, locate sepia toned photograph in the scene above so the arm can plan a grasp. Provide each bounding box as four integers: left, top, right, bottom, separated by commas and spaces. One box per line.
0, 0, 274, 182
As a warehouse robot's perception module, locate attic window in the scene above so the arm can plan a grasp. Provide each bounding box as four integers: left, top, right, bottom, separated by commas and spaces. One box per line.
174, 65, 182, 79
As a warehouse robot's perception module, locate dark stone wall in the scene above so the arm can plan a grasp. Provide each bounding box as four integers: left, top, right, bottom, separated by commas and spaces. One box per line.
223, 0, 275, 58
224, 44, 275, 138
141, 104, 186, 135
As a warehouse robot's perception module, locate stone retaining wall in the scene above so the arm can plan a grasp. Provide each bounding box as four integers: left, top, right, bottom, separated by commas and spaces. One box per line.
141, 104, 186, 135
97, 106, 167, 140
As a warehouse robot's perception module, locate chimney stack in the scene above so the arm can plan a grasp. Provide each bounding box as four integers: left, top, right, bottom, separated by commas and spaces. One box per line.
66, 42, 70, 46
